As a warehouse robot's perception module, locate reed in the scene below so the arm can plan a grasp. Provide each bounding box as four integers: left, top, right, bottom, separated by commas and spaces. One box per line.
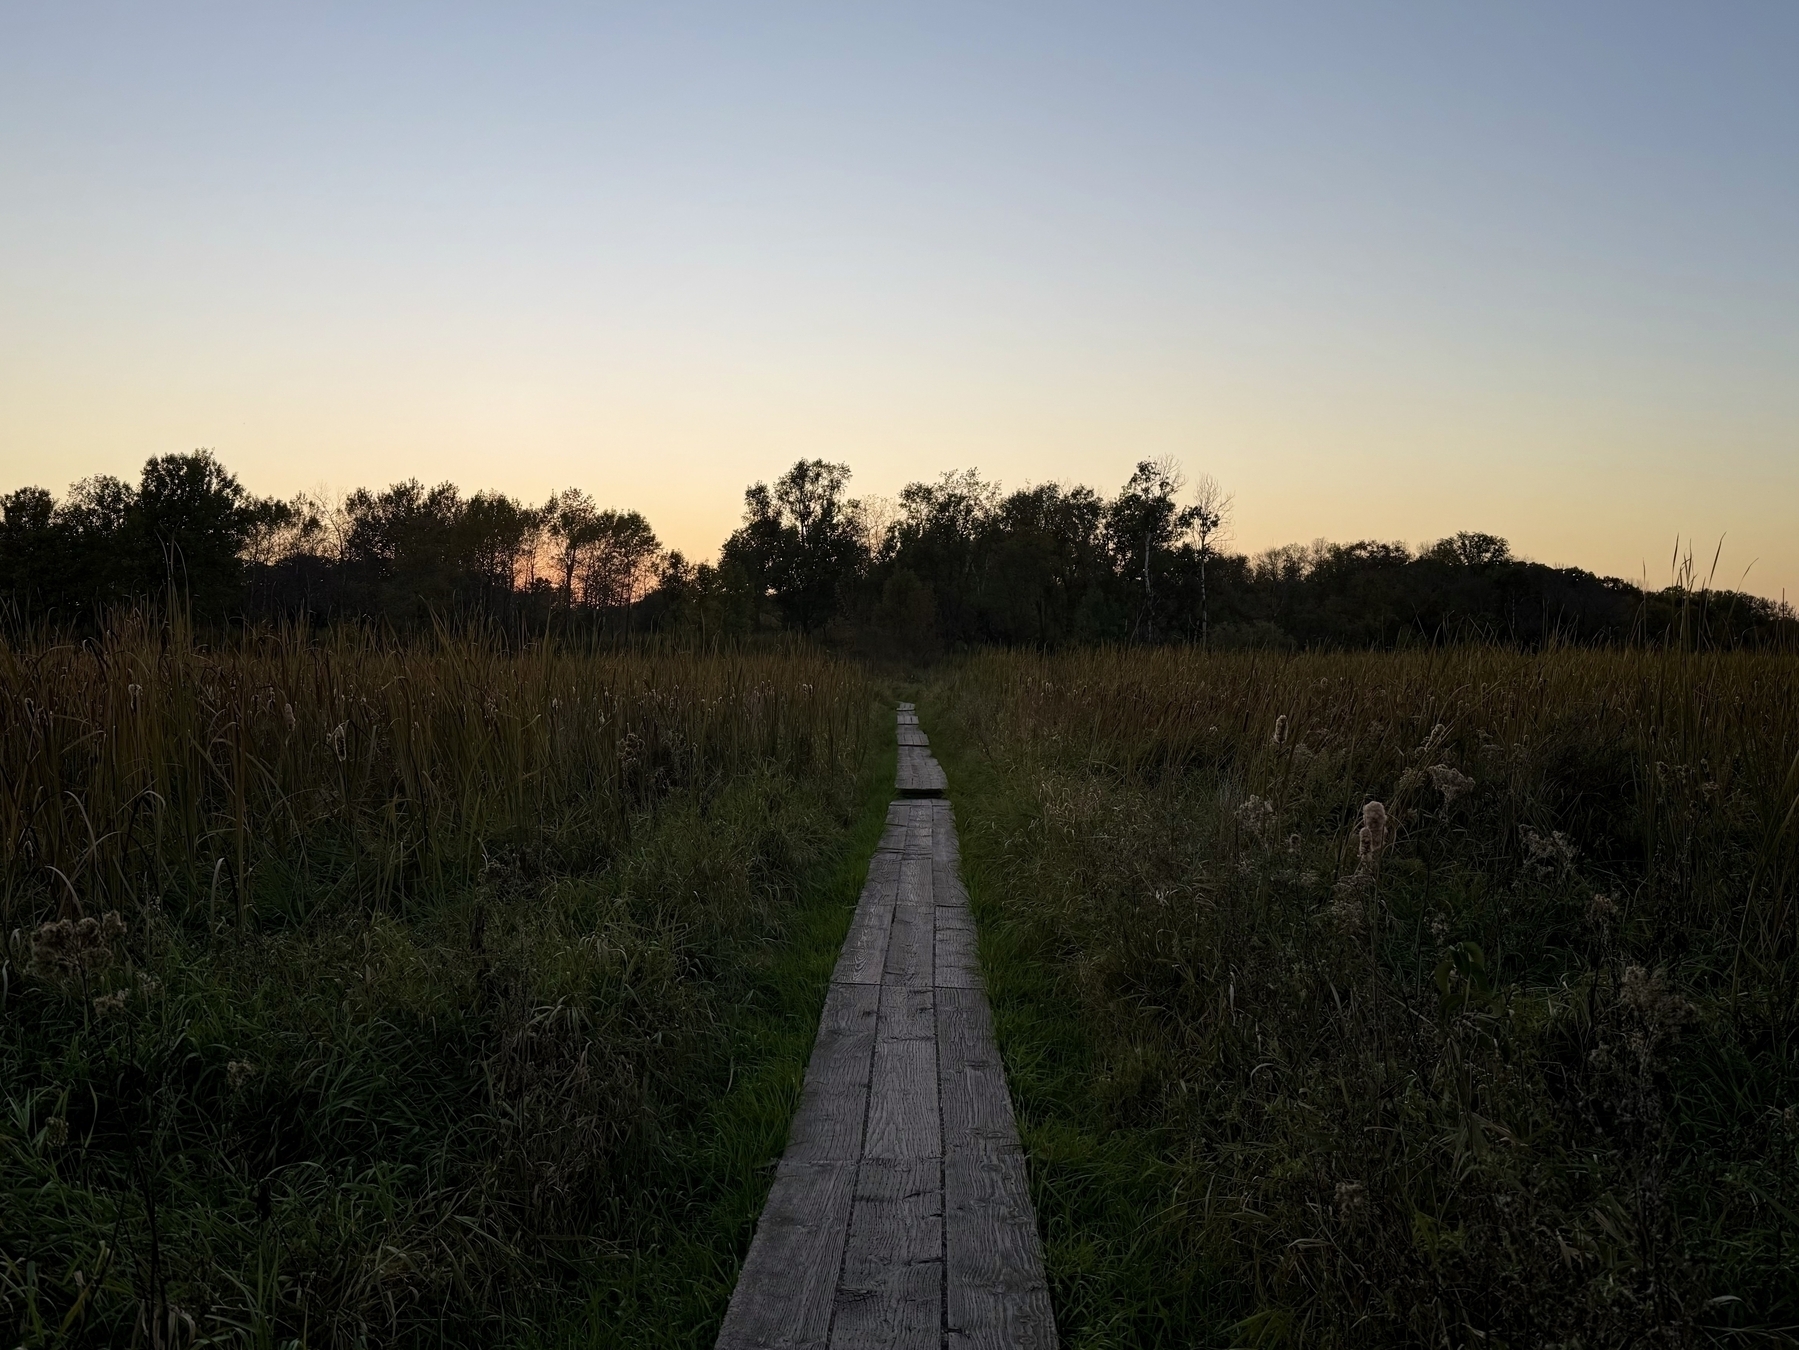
1, 612, 874, 1347
930, 645, 1799, 1347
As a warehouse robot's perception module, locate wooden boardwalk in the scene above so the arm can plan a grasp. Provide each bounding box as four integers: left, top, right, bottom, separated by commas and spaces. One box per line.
717, 704, 1056, 1350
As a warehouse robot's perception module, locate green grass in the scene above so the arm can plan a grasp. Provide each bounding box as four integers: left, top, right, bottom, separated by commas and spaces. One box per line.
0, 619, 887, 1347
548, 721, 897, 1347
925, 647, 1799, 1349
925, 706, 1225, 1349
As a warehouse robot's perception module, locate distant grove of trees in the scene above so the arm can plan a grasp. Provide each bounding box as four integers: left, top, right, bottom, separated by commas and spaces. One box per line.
3, 449, 1793, 650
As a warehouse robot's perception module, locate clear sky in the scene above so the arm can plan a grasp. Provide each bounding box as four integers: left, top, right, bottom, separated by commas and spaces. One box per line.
3, 3, 1795, 596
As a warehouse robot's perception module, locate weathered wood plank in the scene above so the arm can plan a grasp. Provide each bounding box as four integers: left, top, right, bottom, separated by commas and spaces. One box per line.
935, 910, 982, 990
831, 856, 899, 986
875, 800, 912, 854
716, 1158, 858, 1350
830, 1157, 944, 1349
937, 986, 1022, 1158
896, 747, 948, 798
931, 801, 968, 908
879, 980, 936, 1037
881, 854, 935, 988
944, 1152, 1057, 1350
901, 798, 933, 856
785, 982, 879, 1162
865, 1037, 941, 1161
722, 706, 1056, 1350
865, 985, 940, 1159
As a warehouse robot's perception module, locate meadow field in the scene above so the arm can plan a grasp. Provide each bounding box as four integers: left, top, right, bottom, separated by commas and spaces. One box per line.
925, 647, 1799, 1347
1, 616, 884, 1347
6, 623, 1799, 1348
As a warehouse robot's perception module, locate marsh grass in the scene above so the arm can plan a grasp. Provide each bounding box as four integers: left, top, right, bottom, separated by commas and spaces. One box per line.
929, 646, 1799, 1348
1, 612, 876, 1347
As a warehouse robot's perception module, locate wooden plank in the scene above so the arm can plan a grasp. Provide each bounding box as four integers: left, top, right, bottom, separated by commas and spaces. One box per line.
932, 799, 961, 862
716, 1158, 858, 1350
832, 857, 898, 986
902, 798, 933, 857
724, 704, 1057, 1350
865, 985, 941, 1159
896, 702, 915, 711
895, 756, 949, 799
830, 1158, 944, 1349
785, 982, 879, 1162
944, 1152, 1057, 1350
881, 854, 935, 988
896, 747, 948, 798
932, 801, 968, 908
937, 987, 1022, 1158
875, 800, 912, 854
935, 910, 982, 990
879, 978, 936, 1037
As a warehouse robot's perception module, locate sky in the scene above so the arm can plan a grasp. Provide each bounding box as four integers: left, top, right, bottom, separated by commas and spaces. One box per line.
2, 3, 1795, 598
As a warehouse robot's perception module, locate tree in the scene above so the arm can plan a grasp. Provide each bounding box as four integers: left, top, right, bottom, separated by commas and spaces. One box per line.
544, 488, 600, 604
721, 460, 867, 632
1107, 458, 1198, 641
576, 510, 661, 624
1428, 532, 1512, 568
131, 451, 262, 611
1189, 473, 1233, 646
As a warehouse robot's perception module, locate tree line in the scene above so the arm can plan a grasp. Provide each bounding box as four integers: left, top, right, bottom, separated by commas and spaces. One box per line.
3, 449, 1792, 649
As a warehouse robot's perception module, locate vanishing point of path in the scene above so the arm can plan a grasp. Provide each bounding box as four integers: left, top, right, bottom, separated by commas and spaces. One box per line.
716, 704, 1057, 1349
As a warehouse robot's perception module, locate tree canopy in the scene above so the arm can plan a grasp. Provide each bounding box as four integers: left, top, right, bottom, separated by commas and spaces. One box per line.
3, 450, 1791, 650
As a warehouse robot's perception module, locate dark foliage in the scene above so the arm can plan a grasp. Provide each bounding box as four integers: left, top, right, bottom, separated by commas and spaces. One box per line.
4, 452, 1792, 649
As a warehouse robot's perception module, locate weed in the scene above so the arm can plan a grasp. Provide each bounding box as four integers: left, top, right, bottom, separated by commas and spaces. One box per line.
929, 646, 1799, 1348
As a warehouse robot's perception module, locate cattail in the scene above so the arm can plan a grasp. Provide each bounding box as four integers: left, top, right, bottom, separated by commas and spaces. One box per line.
1357, 800, 1389, 864
1272, 714, 1289, 746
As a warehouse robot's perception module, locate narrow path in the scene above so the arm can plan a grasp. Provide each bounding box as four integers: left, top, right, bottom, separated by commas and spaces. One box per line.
717, 704, 1056, 1350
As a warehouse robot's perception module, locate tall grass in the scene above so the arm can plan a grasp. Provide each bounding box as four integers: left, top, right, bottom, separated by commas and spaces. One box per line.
930, 646, 1799, 1347
1, 613, 874, 1347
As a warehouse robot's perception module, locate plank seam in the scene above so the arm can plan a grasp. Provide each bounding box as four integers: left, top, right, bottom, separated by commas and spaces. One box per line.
937, 952, 951, 1349
825, 830, 890, 1349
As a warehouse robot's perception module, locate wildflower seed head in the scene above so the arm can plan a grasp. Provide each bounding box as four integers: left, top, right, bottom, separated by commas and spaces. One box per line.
94, 988, 130, 1017
30, 911, 127, 985
1427, 763, 1475, 805
1620, 965, 1691, 1036
1521, 825, 1579, 878
1235, 795, 1275, 839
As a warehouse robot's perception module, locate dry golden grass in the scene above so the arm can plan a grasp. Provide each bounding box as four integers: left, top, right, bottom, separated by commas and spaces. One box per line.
1, 613, 875, 1347
932, 646, 1799, 1347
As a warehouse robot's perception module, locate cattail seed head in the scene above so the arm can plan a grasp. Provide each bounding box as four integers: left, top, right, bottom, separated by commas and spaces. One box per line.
1357, 800, 1389, 863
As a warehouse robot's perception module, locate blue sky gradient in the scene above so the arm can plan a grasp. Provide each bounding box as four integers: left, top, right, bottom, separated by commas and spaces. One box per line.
3, 3, 1795, 594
